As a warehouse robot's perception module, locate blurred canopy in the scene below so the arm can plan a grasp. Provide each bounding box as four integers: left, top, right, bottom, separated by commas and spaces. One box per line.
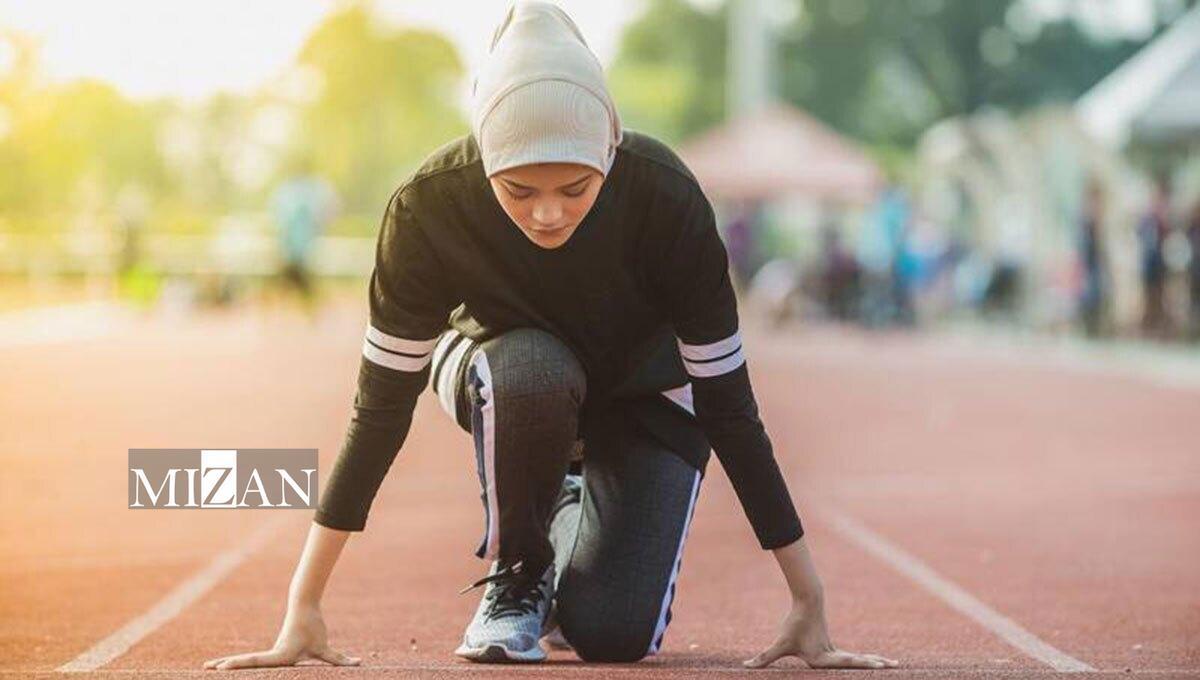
680, 103, 883, 203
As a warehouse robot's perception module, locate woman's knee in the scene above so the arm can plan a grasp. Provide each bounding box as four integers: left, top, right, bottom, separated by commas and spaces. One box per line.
474, 328, 586, 408
561, 621, 655, 663
556, 594, 657, 662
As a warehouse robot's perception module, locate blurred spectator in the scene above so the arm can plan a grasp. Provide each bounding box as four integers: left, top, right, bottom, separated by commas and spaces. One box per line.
817, 213, 861, 321
980, 257, 1022, 319
113, 184, 159, 310
860, 185, 914, 327
748, 258, 803, 328
724, 203, 761, 291
1136, 178, 1172, 339
1188, 200, 1200, 342
271, 160, 338, 315
1077, 181, 1109, 338
114, 185, 147, 277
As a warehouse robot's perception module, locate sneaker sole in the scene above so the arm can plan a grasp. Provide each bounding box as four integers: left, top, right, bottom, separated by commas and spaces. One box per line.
454, 642, 546, 663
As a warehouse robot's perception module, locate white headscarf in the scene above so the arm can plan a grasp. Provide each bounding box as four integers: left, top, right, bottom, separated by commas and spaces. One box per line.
471, 1, 623, 178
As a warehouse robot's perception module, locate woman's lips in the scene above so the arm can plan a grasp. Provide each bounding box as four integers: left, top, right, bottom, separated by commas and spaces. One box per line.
526, 223, 573, 238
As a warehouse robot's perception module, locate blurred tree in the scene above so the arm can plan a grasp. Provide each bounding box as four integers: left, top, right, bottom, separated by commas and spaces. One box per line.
289, 4, 468, 218
32, 80, 168, 207
779, 0, 1165, 146
0, 31, 169, 229
610, 0, 1189, 146
608, 0, 727, 145
0, 31, 38, 215
0, 5, 471, 239
176, 93, 264, 215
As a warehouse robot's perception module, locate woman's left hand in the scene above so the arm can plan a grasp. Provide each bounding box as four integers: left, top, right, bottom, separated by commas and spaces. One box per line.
743, 595, 899, 670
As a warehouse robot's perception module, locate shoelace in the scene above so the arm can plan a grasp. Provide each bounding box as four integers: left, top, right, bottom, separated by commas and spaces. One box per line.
459, 561, 547, 620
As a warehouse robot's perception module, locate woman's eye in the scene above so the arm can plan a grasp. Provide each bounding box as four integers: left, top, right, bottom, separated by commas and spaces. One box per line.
563, 187, 587, 198
508, 190, 534, 200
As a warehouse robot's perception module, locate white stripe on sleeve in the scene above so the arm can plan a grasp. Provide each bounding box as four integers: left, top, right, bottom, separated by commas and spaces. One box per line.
677, 331, 741, 361
677, 332, 745, 378
365, 325, 439, 355
362, 325, 436, 372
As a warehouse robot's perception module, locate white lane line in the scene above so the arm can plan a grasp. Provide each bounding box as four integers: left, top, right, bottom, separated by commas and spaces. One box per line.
824, 509, 1096, 673
56, 515, 293, 673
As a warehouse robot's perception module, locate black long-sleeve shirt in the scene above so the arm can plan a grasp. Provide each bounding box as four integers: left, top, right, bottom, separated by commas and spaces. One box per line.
314, 130, 803, 550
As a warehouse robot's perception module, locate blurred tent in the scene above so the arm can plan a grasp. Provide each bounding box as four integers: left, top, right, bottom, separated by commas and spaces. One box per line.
1077, 6, 1200, 148
679, 103, 883, 204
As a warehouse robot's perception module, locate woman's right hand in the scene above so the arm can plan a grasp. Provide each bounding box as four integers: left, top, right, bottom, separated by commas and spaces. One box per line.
203, 603, 360, 670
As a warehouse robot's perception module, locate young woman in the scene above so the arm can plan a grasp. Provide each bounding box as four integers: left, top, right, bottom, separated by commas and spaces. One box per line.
204, 1, 897, 670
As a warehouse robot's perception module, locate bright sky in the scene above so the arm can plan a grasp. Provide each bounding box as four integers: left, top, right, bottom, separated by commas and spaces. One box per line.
0, 0, 639, 104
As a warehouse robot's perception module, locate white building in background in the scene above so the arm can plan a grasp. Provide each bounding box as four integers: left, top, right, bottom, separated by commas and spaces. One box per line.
1077, 5, 1200, 148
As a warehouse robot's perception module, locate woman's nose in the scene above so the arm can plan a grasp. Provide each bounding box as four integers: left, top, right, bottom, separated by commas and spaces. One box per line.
531, 200, 563, 228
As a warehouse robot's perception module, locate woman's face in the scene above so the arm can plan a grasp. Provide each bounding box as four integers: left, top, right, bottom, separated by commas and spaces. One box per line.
489, 162, 603, 249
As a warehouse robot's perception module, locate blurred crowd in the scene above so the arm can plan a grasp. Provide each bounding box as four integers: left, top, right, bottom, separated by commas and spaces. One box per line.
730, 176, 1200, 344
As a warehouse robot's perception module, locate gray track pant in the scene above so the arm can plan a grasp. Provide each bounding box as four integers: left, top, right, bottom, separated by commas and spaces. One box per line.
429, 326, 706, 662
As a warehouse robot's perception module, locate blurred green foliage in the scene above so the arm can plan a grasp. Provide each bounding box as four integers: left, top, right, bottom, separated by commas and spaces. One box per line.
0, 5, 466, 238
0, 33, 171, 228
609, 0, 1192, 148
290, 6, 467, 215
608, 0, 727, 146
0, 0, 1194, 241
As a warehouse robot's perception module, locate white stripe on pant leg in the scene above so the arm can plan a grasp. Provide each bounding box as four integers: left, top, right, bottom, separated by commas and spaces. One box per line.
647, 469, 701, 655
471, 351, 501, 560
441, 338, 472, 410
430, 331, 458, 383
428, 330, 455, 407
436, 336, 473, 421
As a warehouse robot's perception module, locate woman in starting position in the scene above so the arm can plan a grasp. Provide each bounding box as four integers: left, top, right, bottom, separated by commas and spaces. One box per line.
205, 1, 898, 670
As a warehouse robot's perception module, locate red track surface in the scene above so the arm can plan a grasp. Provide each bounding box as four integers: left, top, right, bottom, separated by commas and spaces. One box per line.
1, 302, 1197, 678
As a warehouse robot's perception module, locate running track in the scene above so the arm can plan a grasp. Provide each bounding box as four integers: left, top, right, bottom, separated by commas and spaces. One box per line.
0, 300, 1196, 678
